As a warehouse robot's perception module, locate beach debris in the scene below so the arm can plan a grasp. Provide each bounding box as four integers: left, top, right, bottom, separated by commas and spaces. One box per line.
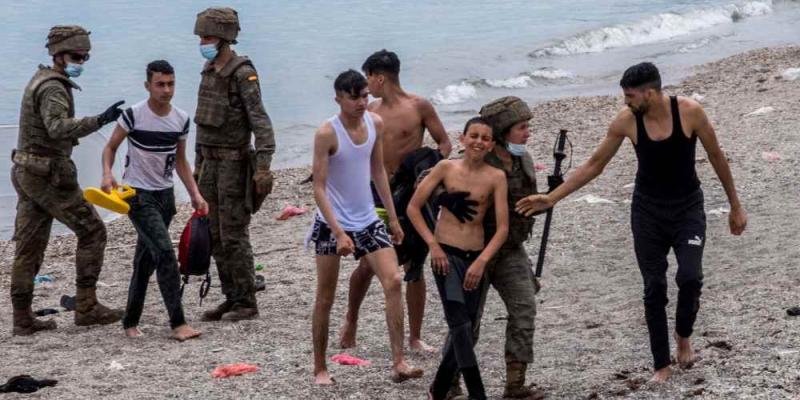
210, 348, 225, 353
761, 151, 782, 161
690, 92, 705, 102
33, 275, 54, 285
573, 194, 615, 204
786, 306, 800, 317
330, 353, 372, 366
781, 67, 800, 81
255, 275, 266, 292
34, 308, 59, 317
107, 361, 126, 371
708, 207, 730, 216
255, 263, 264, 271
60, 295, 76, 312
276, 205, 308, 221
534, 163, 546, 171
623, 183, 635, 189
744, 106, 774, 116
0, 375, 58, 394
706, 340, 733, 351
211, 363, 259, 378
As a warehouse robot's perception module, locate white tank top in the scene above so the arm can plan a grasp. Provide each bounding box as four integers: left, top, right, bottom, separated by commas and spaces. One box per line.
317, 112, 379, 231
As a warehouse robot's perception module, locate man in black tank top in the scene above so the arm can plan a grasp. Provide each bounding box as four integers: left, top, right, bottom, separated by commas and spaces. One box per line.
515, 62, 747, 383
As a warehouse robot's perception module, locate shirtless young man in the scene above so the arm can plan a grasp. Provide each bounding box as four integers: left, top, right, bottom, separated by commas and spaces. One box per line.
309, 70, 422, 385
407, 117, 509, 400
516, 62, 747, 383
339, 49, 452, 353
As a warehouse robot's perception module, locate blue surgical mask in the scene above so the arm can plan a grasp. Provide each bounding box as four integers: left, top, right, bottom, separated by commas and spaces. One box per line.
506, 142, 527, 157
65, 63, 83, 78
200, 43, 218, 60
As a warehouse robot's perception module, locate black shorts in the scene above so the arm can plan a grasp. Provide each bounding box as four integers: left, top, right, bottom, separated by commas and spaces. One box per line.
309, 217, 393, 260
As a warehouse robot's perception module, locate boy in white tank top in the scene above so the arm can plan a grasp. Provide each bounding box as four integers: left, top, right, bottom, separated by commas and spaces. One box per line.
308, 70, 422, 385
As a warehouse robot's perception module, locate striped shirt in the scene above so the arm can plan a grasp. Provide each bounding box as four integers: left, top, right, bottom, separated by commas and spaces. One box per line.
117, 100, 189, 190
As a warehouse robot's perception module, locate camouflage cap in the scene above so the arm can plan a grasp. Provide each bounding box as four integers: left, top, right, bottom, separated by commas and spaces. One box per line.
479, 96, 533, 138
194, 7, 240, 44
46, 25, 91, 56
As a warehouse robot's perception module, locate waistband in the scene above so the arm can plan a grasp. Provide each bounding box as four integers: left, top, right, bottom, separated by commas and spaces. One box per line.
198, 145, 252, 161
632, 187, 703, 207
439, 243, 482, 262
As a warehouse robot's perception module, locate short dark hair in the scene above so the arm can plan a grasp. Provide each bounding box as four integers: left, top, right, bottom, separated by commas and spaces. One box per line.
620, 62, 661, 90
334, 69, 368, 97
146, 60, 174, 82
361, 49, 400, 81
463, 116, 493, 137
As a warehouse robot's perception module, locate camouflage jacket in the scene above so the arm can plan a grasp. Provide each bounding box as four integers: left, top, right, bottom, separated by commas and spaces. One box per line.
194, 53, 276, 171
484, 150, 538, 249
16, 65, 101, 157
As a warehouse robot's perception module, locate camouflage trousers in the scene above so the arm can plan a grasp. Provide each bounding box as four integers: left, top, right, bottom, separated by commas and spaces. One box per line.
10, 165, 107, 310
197, 158, 257, 309
475, 245, 538, 363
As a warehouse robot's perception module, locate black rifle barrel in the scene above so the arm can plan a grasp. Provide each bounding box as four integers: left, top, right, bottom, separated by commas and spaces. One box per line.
535, 129, 568, 277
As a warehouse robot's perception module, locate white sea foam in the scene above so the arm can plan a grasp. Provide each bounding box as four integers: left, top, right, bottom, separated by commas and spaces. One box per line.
531, 1, 774, 57
485, 76, 534, 89
529, 68, 574, 80
482, 68, 574, 89
431, 81, 478, 105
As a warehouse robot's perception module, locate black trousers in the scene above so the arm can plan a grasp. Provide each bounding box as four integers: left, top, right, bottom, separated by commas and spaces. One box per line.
123, 188, 187, 330
631, 189, 705, 370
431, 244, 486, 400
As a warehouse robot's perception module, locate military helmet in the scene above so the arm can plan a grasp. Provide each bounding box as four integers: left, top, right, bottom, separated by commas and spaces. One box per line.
46, 25, 91, 56
194, 7, 240, 44
479, 96, 533, 141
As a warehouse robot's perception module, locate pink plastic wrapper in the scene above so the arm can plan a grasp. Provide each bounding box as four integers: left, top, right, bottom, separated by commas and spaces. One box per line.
211, 363, 259, 378
276, 205, 309, 221
330, 353, 372, 366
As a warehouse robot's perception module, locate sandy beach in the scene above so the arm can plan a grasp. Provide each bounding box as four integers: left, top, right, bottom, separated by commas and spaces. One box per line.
1, 46, 799, 399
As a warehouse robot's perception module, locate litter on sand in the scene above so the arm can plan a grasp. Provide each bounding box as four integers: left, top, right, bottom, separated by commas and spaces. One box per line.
761, 151, 782, 161
211, 363, 259, 378
33, 275, 54, 285
781, 67, 800, 81
708, 207, 730, 216
330, 354, 372, 366
276, 205, 308, 221
744, 106, 774, 116
572, 194, 615, 204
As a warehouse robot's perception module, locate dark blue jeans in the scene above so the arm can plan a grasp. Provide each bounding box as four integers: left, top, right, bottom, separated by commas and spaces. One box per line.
123, 188, 186, 330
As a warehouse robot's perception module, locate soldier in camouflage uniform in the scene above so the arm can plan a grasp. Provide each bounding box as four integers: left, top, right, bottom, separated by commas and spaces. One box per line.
10, 25, 126, 336
448, 97, 543, 399
193, 7, 276, 321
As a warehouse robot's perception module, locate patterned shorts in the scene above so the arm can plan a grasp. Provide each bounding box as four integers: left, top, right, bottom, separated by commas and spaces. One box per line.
309, 217, 393, 260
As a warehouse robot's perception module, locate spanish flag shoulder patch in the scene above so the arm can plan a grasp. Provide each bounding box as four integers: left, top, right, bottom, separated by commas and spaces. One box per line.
248, 75, 258, 81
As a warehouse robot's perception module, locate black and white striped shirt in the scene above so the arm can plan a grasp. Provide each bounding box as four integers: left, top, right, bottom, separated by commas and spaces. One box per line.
117, 100, 189, 190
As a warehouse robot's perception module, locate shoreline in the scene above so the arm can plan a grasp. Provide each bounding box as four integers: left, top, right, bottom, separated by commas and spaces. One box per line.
1, 46, 799, 399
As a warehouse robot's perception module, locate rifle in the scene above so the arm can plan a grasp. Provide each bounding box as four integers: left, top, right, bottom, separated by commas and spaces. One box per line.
535, 129, 569, 278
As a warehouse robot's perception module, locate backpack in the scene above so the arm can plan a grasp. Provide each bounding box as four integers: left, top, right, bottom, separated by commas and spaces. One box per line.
178, 211, 212, 304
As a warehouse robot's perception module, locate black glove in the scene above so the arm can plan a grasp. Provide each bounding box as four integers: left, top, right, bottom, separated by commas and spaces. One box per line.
547, 175, 564, 193
436, 191, 478, 223
97, 100, 125, 126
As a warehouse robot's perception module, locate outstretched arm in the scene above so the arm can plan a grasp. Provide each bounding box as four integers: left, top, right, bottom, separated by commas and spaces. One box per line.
370, 114, 404, 244
515, 111, 628, 216
691, 101, 746, 235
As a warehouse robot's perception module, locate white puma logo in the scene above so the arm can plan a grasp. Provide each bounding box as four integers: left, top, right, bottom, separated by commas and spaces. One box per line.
688, 235, 703, 246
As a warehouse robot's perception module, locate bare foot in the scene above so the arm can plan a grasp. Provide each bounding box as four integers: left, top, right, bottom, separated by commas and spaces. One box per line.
124, 327, 143, 337
674, 332, 698, 369
337, 322, 356, 349
409, 338, 438, 354
649, 366, 672, 383
172, 324, 201, 342
314, 370, 335, 385
391, 361, 424, 383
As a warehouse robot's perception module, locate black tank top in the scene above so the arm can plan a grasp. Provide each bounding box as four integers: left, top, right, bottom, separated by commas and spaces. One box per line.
633, 96, 700, 199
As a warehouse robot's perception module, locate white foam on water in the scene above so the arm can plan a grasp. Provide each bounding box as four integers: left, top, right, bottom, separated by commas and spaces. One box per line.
531, 1, 774, 57
485, 76, 535, 89
431, 81, 478, 105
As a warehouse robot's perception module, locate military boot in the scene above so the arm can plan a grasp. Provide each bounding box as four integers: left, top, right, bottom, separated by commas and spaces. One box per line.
201, 300, 233, 321
504, 362, 545, 399
221, 305, 259, 321
12, 307, 57, 336
74, 287, 124, 326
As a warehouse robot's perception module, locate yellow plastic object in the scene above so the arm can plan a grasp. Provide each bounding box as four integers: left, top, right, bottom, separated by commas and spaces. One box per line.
83, 185, 136, 214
